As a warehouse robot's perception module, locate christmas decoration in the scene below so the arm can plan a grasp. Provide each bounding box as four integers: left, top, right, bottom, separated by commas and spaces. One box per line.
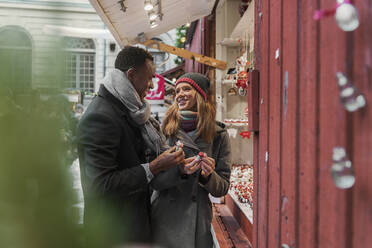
175, 140, 183, 151
224, 119, 249, 126
335, 0, 359, 31
233, 50, 250, 96
314, 0, 359, 32
174, 25, 188, 65
240, 131, 251, 139
236, 71, 249, 89
239, 87, 247, 96
229, 164, 254, 205
244, 106, 249, 117
227, 87, 238, 96
227, 128, 238, 138
336, 72, 366, 112
330, 147, 355, 189
196, 152, 205, 161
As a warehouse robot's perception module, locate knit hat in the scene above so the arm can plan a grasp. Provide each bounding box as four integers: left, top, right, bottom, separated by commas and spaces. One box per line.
175, 72, 210, 100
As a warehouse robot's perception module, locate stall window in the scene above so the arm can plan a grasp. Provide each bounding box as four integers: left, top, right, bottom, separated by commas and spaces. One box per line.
0, 26, 32, 92
152, 52, 166, 74
148, 37, 167, 74
64, 37, 95, 93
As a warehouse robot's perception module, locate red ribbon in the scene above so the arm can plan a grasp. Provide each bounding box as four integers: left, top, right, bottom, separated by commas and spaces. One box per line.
313, 0, 352, 20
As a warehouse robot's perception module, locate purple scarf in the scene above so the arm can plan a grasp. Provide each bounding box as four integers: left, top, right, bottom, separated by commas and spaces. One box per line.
179, 111, 197, 133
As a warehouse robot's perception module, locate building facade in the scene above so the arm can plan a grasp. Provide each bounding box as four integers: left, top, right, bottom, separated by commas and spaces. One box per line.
0, 0, 177, 96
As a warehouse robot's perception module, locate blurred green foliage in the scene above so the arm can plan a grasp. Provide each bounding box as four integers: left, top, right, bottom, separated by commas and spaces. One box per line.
174, 25, 188, 65
0, 42, 113, 247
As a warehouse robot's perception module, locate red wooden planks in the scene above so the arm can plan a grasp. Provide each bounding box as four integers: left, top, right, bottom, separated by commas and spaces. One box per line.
252, 1, 260, 247
318, 0, 349, 247
225, 194, 253, 241
253, 0, 372, 247
352, 0, 372, 247
298, 1, 320, 247
255, 0, 270, 247
215, 204, 252, 248
267, 0, 283, 247
212, 205, 235, 248
280, 0, 299, 247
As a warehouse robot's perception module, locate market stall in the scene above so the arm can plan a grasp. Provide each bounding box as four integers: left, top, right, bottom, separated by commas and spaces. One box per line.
214, 0, 255, 242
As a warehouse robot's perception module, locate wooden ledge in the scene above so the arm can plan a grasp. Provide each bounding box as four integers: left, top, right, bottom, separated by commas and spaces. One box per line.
212, 204, 252, 248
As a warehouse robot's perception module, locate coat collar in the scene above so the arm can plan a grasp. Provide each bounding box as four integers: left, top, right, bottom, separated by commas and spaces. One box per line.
97, 85, 139, 128
98, 84, 128, 116
176, 130, 200, 151
175, 121, 227, 152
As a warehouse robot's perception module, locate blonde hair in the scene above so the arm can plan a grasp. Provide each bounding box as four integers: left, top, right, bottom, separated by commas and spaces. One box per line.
162, 93, 216, 143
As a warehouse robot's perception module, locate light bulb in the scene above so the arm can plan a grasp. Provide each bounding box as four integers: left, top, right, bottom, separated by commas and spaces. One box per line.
149, 11, 158, 21
185, 22, 191, 27
335, 2, 360, 31
330, 147, 355, 189
144, 1, 154, 11
150, 21, 158, 28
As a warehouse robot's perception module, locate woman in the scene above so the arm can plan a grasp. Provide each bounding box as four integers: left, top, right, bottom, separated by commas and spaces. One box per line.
151, 72, 231, 248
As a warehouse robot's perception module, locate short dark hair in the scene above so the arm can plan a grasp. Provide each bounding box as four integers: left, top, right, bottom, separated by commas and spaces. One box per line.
114, 46, 153, 72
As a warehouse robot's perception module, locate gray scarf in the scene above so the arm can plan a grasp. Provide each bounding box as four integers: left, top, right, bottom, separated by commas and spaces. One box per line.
102, 68, 168, 156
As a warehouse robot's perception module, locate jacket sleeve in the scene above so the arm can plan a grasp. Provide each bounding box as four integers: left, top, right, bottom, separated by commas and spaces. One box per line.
199, 131, 231, 197
77, 112, 148, 197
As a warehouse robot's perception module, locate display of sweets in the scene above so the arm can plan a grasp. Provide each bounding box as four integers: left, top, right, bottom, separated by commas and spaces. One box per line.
229, 164, 254, 206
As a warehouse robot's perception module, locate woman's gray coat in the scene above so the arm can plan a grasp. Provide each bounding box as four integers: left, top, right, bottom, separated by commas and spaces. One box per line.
151, 122, 231, 248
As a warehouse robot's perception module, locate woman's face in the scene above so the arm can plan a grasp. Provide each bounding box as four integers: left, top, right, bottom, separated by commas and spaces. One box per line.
175, 82, 197, 111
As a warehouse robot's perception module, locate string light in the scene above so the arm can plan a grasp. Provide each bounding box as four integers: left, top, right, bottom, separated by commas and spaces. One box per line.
144, 0, 154, 11
149, 11, 158, 21
150, 20, 158, 29
144, 0, 162, 28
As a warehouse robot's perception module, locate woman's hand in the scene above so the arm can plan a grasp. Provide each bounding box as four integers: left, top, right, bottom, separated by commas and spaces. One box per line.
179, 156, 201, 175
200, 156, 215, 178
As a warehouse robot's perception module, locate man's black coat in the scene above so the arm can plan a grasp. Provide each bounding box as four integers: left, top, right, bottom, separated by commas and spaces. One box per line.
77, 85, 152, 245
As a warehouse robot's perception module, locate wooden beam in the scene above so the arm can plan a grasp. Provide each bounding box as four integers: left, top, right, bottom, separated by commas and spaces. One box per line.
140, 39, 227, 70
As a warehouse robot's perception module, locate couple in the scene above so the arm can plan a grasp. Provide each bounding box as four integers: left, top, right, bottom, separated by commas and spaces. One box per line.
77, 46, 231, 248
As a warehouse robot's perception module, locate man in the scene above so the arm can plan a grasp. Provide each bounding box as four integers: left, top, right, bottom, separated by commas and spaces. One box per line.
77, 46, 185, 246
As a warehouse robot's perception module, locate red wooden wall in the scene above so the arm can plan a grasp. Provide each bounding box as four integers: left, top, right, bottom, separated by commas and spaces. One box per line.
184, 17, 210, 74
253, 0, 372, 247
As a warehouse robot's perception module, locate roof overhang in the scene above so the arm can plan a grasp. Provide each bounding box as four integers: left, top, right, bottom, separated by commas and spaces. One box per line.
89, 0, 215, 46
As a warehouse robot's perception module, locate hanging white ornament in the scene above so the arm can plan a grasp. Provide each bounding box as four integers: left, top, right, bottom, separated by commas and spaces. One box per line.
314, 0, 360, 32
334, 1, 360, 31
330, 147, 355, 189
336, 72, 366, 112
227, 128, 238, 138
238, 87, 247, 96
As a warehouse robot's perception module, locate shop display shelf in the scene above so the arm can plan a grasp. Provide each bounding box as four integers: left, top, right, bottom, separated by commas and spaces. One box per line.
225, 164, 254, 242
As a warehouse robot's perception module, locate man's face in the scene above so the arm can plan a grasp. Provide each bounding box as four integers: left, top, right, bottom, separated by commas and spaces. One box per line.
128, 59, 155, 99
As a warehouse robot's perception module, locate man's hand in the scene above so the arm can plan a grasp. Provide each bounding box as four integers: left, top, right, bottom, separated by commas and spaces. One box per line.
179, 156, 201, 175
200, 156, 215, 178
149, 146, 185, 175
